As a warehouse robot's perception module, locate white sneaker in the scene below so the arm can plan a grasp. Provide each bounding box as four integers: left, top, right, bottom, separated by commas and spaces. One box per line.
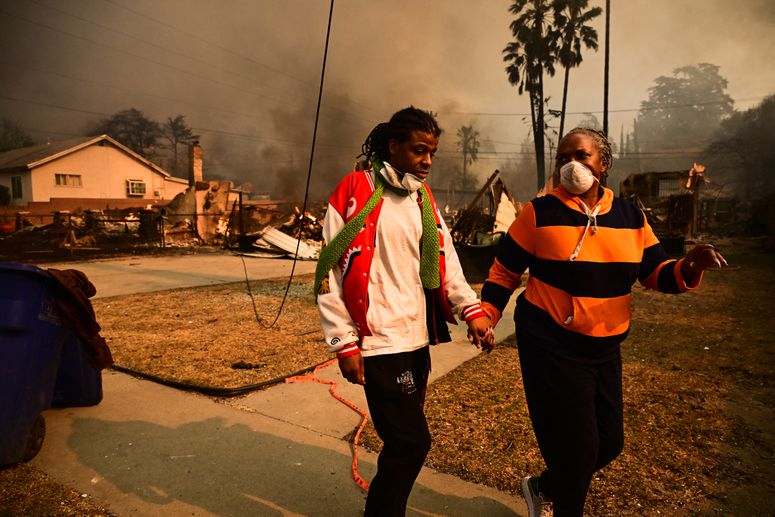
521, 476, 553, 517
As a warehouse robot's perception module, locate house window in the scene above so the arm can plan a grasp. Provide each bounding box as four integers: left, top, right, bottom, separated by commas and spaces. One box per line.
11, 176, 22, 198
126, 179, 147, 196
55, 173, 83, 187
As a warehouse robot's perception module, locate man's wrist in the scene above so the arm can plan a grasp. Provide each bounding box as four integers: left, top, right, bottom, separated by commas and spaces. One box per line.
336, 343, 360, 358
463, 304, 487, 322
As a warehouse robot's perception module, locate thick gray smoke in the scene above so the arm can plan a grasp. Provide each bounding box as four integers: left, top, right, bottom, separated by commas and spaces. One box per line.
0, 0, 773, 201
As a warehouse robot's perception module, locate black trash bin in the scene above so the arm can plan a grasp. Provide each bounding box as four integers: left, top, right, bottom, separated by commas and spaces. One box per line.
0, 262, 67, 466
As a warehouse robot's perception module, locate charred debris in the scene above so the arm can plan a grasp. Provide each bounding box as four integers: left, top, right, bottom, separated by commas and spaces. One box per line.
2, 162, 771, 263
619, 163, 774, 253
448, 170, 521, 283
0, 184, 326, 261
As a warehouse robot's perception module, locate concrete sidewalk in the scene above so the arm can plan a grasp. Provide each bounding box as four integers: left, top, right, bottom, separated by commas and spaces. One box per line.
30, 252, 526, 516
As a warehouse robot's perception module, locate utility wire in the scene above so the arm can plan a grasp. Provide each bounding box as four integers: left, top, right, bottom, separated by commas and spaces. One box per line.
1, 5, 768, 143
2, 87, 763, 154
101, 0, 378, 116
27, 0, 275, 91
241, 0, 335, 329
0, 7, 310, 109
0, 94, 111, 117
4, 92, 736, 158
0, 58, 270, 123
3, 94, 743, 163
0, 94, 356, 151
440, 95, 768, 117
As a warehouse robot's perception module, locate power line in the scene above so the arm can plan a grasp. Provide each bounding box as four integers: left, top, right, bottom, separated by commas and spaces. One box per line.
440, 95, 768, 117
100, 0, 313, 90
244, 0, 337, 331
14, 129, 343, 169
19, 126, 83, 138
191, 127, 353, 150
29, 0, 375, 122
4, 3, 769, 145
0, 95, 752, 161
100, 0, 379, 116
27, 0, 258, 86
0, 5, 374, 127
15, 124, 745, 171
0, 59, 261, 123
0, 94, 111, 117
0, 94, 355, 150
3, 4, 764, 151
0, 6, 308, 110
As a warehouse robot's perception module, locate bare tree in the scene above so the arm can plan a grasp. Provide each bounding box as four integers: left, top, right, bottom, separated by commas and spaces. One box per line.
163, 115, 198, 176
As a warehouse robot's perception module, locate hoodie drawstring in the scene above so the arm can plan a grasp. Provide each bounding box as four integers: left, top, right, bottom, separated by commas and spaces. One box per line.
568, 202, 600, 262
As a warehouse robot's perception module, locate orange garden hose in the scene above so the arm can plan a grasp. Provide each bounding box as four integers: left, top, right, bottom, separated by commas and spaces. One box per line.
285, 358, 371, 491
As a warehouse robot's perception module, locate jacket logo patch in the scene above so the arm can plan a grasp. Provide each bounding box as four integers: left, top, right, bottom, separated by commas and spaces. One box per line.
342, 246, 362, 281
345, 197, 357, 220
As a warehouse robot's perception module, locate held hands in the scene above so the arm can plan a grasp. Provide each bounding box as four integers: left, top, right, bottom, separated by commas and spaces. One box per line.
681, 244, 728, 277
339, 315, 497, 385
467, 316, 495, 353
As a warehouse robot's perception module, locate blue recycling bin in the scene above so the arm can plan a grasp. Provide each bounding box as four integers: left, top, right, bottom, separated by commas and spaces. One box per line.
52, 330, 103, 408
0, 262, 67, 466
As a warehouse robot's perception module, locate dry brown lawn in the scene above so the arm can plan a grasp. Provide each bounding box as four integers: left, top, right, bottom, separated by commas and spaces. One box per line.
360, 251, 775, 516
94, 274, 330, 391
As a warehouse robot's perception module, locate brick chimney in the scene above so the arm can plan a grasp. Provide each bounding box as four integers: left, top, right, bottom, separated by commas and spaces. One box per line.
188, 141, 203, 187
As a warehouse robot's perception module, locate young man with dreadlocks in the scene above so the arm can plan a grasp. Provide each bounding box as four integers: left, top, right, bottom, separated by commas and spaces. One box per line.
480, 128, 728, 517
315, 106, 493, 515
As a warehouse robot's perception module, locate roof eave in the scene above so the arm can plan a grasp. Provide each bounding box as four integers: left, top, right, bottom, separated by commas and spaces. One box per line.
26, 134, 173, 177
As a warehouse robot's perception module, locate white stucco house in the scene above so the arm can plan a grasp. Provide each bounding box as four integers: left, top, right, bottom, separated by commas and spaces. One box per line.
0, 134, 188, 209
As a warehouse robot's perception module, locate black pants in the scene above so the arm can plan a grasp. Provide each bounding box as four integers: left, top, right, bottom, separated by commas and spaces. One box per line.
362, 347, 432, 517
518, 342, 624, 517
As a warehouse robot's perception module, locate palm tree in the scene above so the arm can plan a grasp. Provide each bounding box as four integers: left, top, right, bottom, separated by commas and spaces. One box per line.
457, 124, 480, 189
553, 0, 602, 138
503, 0, 558, 192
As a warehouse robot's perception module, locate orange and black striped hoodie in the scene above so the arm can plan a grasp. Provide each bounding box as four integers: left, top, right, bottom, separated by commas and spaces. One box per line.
481, 186, 701, 359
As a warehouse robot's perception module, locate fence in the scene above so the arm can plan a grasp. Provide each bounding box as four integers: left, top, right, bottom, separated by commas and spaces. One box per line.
1, 209, 232, 252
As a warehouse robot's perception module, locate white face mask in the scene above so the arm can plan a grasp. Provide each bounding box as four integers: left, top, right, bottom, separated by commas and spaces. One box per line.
381, 161, 426, 193
559, 161, 598, 195
400, 172, 426, 192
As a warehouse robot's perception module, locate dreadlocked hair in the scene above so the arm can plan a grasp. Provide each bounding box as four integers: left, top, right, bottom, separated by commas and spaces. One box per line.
565, 127, 614, 172
359, 106, 442, 165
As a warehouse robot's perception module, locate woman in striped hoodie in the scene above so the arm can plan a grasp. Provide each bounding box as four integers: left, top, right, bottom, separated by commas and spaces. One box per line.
481, 128, 727, 517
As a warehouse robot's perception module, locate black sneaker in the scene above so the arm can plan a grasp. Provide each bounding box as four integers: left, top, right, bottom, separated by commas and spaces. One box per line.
521, 476, 553, 517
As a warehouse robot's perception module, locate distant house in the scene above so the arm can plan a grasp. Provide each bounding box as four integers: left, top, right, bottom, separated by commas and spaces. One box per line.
0, 134, 188, 211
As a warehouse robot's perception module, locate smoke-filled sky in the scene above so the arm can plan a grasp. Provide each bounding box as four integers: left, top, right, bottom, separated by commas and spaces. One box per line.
1, 0, 773, 199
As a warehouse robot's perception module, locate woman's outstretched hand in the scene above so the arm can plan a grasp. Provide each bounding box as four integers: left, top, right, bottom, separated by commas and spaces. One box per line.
682, 244, 728, 277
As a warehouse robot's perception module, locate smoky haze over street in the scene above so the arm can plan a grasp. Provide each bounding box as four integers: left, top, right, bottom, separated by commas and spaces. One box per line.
1, 0, 773, 200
